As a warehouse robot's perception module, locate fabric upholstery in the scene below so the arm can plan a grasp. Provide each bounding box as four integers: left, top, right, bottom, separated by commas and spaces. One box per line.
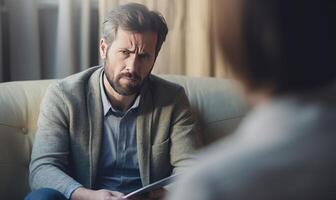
0, 75, 247, 199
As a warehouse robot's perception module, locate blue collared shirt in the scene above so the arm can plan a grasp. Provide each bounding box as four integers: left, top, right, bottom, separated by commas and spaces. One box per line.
64, 72, 142, 199
94, 72, 142, 194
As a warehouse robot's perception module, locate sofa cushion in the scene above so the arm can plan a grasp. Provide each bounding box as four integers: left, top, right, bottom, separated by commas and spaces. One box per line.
0, 80, 53, 200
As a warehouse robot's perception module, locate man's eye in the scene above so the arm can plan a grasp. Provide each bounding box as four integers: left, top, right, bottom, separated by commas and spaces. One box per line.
121, 50, 130, 56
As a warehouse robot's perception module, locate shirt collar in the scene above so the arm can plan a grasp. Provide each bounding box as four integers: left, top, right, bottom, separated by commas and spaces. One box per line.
100, 71, 140, 116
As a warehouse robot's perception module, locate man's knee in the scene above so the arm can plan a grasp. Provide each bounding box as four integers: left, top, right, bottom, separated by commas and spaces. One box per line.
25, 188, 67, 200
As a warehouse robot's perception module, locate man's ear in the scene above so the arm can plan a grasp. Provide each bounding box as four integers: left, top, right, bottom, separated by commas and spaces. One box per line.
99, 39, 108, 59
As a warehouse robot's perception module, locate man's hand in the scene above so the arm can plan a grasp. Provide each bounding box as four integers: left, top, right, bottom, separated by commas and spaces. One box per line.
71, 187, 124, 200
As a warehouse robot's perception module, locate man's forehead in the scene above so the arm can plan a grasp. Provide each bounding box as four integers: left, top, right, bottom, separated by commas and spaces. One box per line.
115, 29, 157, 44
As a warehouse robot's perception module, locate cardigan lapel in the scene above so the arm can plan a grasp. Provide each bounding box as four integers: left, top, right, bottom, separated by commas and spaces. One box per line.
87, 67, 104, 187
136, 78, 153, 186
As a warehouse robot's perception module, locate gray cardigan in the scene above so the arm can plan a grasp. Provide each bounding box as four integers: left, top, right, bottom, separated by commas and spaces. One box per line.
29, 66, 199, 194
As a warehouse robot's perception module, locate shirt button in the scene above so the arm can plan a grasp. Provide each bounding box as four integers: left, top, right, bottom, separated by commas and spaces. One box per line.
21, 127, 27, 134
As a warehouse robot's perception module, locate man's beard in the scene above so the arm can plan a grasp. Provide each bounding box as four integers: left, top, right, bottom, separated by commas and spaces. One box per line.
105, 71, 144, 96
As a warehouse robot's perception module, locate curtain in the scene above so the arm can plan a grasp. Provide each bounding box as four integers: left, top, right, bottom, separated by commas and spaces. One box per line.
5, 0, 41, 81
0, 0, 100, 82
0, 3, 3, 82
98, 0, 231, 78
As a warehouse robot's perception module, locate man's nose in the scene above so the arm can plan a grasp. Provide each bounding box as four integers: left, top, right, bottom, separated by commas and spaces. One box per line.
126, 55, 141, 73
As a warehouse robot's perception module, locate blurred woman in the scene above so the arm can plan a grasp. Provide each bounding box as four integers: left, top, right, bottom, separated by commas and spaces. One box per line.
168, 0, 336, 199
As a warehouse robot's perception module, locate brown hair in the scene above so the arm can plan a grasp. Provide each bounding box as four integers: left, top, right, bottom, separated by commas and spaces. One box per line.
216, 0, 336, 94
102, 3, 168, 57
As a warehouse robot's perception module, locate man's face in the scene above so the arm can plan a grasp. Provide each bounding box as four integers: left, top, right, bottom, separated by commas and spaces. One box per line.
100, 29, 158, 96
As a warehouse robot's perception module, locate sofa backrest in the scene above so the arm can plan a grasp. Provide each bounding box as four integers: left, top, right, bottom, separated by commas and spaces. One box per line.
0, 75, 247, 199
159, 75, 248, 144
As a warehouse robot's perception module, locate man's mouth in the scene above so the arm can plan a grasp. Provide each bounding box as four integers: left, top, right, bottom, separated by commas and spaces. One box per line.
120, 73, 140, 82
122, 76, 138, 82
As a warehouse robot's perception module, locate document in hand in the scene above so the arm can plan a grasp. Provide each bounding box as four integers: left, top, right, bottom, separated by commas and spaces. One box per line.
122, 174, 179, 199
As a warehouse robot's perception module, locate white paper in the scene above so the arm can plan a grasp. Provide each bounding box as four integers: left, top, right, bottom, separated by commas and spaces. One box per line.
122, 174, 179, 199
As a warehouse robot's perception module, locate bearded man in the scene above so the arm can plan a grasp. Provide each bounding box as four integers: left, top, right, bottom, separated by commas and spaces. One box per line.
26, 3, 199, 200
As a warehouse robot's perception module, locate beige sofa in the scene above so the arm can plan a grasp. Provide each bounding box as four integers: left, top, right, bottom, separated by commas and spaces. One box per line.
0, 75, 247, 199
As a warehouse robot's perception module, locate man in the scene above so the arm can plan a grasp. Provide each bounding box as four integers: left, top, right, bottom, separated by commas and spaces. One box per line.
26, 3, 199, 200
168, 0, 336, 200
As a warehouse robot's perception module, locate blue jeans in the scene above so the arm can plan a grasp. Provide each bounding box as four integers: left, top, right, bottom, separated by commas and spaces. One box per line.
25, 188, 67, 200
